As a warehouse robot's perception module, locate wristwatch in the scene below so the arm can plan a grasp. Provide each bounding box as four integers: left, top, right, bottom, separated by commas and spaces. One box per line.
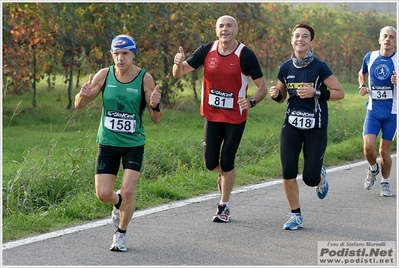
359, 84, 366, 89
151, 103, 161, 112
249, 97, 257, 108
314, 89, 321, 98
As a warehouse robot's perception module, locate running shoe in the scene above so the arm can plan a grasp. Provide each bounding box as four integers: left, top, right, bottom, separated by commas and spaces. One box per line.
111, 190, 121, 228
110, 231, 127, 252
380, 182, 392, 197
364, 164, 379, 190
217, 173, 222, 194
212, 204, 230, 222
283, 213, 303, 230
316, 166, 328, 199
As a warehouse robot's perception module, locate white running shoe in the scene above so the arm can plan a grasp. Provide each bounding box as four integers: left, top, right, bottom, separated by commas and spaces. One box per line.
364, 164, 379, 190
380, 182, 392, 197
110, 231, 127, 252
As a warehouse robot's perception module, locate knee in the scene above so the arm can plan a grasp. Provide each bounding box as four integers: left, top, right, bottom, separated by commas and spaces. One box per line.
283, 179, 296, 187
379, 148, 391, 160
305, 181, 319, 187
364, 143, 375, 155
205, 159, 218, 171
302, 173, 320, 187
96, 191, 113, 203
120, 188, 135, 203
219, 158, 234, 172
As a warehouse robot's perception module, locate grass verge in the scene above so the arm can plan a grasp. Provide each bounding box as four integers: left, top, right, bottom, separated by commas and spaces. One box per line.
2, 82, 395, 241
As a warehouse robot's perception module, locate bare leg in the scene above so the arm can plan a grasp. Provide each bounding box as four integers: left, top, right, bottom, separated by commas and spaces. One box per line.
363, 134, 378, 166
95, 174, 117, 205
118, 169, 140, 231
379, 139, 393, 179
283, 179, 300, 210
219, 168, 236, 202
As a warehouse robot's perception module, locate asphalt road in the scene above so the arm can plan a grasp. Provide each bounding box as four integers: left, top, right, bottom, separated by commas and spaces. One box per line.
2, 156, 397, 267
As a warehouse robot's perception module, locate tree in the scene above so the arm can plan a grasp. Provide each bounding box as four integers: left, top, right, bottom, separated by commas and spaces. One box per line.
3, 3, 57, 107
3, 2, 396, 108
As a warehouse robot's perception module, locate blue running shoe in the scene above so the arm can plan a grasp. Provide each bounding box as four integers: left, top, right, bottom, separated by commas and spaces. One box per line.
316, 166, 328, 199
283, 213, 303, 230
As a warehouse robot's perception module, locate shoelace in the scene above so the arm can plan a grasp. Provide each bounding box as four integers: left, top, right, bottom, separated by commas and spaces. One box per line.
316, 179, 326, 194
381, 183, 390, 190
217, 205, 227, 214
366, 174, 376, 185
367, 169, 378, 176
287, 214, 300, 224
115, 232, 126, 243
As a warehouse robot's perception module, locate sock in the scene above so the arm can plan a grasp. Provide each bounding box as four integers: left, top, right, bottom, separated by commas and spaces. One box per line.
115, 193, 122, 209
370, 163, 378, 172
116, 228, 126, 234
381, 178, 389, 184
219, 201, 228, 207
291, 208, 301, 215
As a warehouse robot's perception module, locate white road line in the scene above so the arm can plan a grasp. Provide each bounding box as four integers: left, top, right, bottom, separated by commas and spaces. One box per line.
3, 157, 394, 250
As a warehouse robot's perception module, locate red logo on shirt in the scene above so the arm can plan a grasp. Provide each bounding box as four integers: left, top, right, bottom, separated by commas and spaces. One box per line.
207, 57, 218, 68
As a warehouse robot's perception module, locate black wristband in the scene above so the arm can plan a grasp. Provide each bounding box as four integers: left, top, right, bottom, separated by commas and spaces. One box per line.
272, 91, 283, 102
151, 103, 161, 112
319, 88, 330, 100
249, 97, 257, 108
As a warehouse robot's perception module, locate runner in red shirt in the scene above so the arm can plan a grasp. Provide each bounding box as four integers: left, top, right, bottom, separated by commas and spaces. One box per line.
173, 15, 268, 222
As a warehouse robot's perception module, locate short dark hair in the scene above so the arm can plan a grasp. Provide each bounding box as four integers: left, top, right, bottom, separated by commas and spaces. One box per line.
292, 24, 315, 41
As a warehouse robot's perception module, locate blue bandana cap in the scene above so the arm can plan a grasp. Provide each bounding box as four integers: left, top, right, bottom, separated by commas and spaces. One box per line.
110, 35, 137, 54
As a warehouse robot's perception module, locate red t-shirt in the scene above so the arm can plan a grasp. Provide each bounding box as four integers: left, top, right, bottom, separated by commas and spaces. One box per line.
201, 41, 249, 124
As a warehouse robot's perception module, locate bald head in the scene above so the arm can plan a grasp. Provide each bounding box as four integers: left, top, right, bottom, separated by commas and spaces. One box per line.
215, 15, 238, 29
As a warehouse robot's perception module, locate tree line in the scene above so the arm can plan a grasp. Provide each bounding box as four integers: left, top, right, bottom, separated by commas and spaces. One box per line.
2, 2, 396, 108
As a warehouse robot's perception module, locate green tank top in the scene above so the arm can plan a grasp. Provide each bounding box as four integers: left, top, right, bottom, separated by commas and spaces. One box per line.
96, 66, 147, 147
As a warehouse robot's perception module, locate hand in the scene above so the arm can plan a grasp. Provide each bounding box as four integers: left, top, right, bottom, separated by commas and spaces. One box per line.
174, 46, 185, 65
269, 81, 279, 98
391, 71, 397, 86
237, 96, 251, 110
358, 85, 369, 96
297, 83, 312, 98
80, 74, 93, 97
150, 85, 161, 108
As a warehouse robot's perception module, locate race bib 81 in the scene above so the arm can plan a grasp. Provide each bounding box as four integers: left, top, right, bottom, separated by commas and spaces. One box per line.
208, 88, 234, 109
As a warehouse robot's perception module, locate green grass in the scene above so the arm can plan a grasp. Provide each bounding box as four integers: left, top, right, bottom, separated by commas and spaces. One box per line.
2, 81, 395, 242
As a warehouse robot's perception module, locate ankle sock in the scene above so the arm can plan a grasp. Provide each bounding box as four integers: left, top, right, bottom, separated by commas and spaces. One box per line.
219, 201, 228, 207
370, 163, 378, 172
291, 208, 301, 214
116, 228, 126, 234
381, 178, 389, 184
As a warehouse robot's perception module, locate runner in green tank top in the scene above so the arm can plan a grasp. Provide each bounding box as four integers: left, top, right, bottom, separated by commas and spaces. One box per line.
75, 34, 162, 252
97, 65, 148, 147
